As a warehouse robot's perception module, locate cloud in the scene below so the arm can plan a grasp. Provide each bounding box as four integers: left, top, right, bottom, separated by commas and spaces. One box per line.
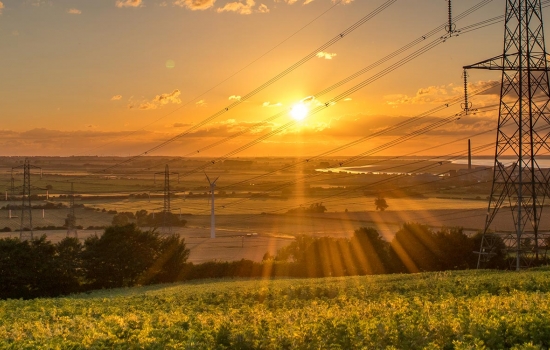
173, 122, 190, 128
274, 0, 298, 4
257, 4, 269, 12
262, 101, 282, 108
67, 8, 82, 14
228, 95, 241, 101
196, 99, 207, 107
317, 51, 337, 60
111, 95, 123, 101
0, 2, 4, 14
174, 0, 216, 10
385, 81, 500, 107
32, 0, 49, 6
115, 0, 143, 8
217, 0, 255, 14
128, 89, 181, 110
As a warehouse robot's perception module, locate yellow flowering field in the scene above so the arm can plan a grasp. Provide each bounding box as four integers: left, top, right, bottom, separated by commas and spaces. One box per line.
1, 269, 550, 349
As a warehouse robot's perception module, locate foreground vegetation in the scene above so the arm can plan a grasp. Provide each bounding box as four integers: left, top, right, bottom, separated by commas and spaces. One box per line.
1, 269, 550, 348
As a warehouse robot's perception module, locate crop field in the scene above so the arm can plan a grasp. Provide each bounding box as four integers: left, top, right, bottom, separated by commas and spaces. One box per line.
1, 269, 550, 348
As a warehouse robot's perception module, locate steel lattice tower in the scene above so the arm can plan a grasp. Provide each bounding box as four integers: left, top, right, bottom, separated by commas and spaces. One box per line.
66, 182, 77, 238
465, 0, 550, 270
12, 159, 41, 240
154, 165, 179, 234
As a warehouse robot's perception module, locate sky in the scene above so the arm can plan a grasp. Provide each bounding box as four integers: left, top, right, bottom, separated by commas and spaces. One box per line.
0, 0, 540, 158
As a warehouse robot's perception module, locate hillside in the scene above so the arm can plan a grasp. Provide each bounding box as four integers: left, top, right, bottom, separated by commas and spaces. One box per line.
1, 269, 550, 349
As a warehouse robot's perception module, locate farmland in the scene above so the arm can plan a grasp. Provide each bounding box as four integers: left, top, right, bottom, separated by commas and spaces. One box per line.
1, 155, 547, 263
1, 268, 550, 348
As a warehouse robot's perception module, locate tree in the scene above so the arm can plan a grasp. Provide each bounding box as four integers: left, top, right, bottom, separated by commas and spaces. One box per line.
54, 237, 84, 294
350, 227, 392, 274
82, 224, 189, 289
145, 234, 190, 284
82, 224, 162, 288
389, 223, 440, 272
111, 213, 130, 226
434, 227, 476, 270
374, 195, 388, 211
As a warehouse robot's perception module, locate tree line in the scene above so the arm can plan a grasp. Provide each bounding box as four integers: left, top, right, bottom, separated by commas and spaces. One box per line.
0, 224, 189, 299
0, 222, 520, 300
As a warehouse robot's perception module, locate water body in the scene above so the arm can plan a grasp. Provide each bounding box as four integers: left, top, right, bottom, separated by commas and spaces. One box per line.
451, 158, 550, 168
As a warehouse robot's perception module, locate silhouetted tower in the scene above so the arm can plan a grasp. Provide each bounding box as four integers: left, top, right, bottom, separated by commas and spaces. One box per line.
468, 139, 472, 170
465, 0, 550, 270
154, 165, 179, 234
205, 173, 219, 239
12, 159, 42, 240
66, 182, 77, 238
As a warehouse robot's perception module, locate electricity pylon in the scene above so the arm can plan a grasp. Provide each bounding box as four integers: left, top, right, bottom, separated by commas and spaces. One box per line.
464, 0, 550, 270
154, 165, 179, 234
66, 182, 77, 238
205, 173, 219, 239
12, 159, 42, 240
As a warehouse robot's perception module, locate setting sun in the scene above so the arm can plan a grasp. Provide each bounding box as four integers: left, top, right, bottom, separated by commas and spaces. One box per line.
290, 102, 309, 121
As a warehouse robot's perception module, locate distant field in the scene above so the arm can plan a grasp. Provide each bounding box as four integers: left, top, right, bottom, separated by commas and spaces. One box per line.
0, 203, 534, 263
1, 269, 550, 348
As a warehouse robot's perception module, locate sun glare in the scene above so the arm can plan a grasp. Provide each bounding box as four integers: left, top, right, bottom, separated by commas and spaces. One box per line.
290, 103, 309, 122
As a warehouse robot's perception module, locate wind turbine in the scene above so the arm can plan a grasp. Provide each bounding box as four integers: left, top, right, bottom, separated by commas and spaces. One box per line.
205, 173, 219, 239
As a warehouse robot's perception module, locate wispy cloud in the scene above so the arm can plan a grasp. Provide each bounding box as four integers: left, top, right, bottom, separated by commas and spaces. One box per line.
257, 4, 269, 12
67, 8, 82, 14
174, 0, 216, 10
228, 95, 241, 101
384, 81, 499, 107
115, 0, 143, 8
196, 99, 207, 107
128, 90, 181, 110
172, 122, 191, 128
317, 51, 337, 60
111, 95, 123, 101
262, 101, 282, 108
217, 0, 255, 14
0, 2, 4, 14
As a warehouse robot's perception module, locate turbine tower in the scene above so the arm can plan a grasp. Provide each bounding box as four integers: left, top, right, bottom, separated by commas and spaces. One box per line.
205, 173, 219, 239
464, 0, 550, 270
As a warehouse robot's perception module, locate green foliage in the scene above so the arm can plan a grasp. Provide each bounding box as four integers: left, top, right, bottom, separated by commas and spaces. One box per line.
374, 195, 389, 211
286, 202, 327, 215
82, 224, 189, 289
0, 236, 76, 299
2, 270, 550, 348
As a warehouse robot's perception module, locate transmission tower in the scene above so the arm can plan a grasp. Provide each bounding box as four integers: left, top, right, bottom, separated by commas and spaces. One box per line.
66, 182, 77, 238
12, 159, 42, 240
464, 0, 550, 270
154, 165, 179, 234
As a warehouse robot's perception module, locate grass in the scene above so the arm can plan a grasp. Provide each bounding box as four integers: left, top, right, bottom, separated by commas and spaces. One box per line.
1, 269, 550, 348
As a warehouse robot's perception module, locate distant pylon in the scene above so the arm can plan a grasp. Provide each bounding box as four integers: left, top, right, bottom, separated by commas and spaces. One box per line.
154, 165, 179, 234
66, 182, 77, 238
205, 173, 219, 239
12, 159, 42, 240
465, 0, 550, 270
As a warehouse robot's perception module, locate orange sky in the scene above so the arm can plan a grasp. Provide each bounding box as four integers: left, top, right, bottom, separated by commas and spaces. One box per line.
0, 0, 530, 157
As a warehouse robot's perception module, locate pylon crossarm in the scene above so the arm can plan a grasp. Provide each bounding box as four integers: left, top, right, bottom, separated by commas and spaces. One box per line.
464, 54, 508, 70
464, 53, 550, 71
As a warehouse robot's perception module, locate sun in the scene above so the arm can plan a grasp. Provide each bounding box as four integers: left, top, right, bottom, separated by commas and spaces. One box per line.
290, 103, 309, 121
